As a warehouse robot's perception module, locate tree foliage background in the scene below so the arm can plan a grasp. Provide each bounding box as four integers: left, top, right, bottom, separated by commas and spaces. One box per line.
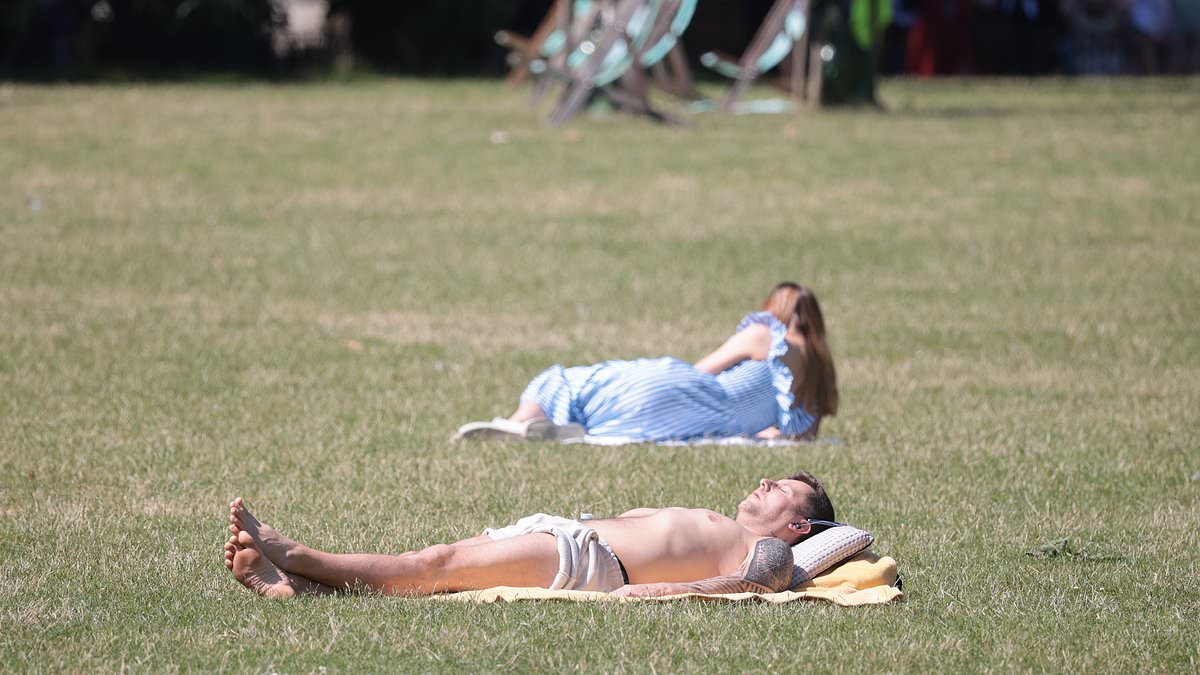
328, 0, 515, 75
0, 0, 520, 78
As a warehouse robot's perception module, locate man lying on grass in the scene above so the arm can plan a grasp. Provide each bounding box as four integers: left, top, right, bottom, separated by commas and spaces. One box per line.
224, 471, 836, 598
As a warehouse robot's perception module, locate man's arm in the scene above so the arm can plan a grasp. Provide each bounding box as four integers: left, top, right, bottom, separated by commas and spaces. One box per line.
610, 538, 794, 598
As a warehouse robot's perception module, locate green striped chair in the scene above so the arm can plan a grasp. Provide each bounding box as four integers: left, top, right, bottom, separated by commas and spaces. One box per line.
699, 0, 810, 110
495, 0, 601, 88
546, 0, 697, 126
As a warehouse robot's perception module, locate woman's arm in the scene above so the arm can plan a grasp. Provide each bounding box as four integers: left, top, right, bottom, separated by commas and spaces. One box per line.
754, 426, 781, 439
693, 323, 771, 375
756, 417, 820, 440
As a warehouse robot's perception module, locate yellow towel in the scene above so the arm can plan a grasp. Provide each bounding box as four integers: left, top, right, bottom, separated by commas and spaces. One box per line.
433, 551, 902, 606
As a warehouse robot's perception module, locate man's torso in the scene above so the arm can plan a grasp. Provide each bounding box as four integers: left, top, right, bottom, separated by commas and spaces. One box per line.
588, 508, 763, 584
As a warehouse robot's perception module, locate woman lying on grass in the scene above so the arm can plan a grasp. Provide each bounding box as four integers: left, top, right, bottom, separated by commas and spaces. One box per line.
453, 281, 838, 443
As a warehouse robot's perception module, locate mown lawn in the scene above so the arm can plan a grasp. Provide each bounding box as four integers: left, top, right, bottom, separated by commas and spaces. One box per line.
1, 76, 1198, 671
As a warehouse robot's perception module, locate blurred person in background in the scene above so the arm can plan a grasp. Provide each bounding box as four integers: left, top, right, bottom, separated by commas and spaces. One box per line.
454, 282, 838, 443
1123, 0, 1175, 72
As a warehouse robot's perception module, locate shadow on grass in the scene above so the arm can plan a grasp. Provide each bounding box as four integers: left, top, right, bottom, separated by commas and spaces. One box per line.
1026, 537, 1126, 563
887, 105, 1017, 119
887, 101, 1198, 119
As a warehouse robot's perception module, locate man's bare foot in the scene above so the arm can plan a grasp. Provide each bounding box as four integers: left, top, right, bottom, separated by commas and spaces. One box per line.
232, 547, 298, 598
227, 535, 336, 597
225, 534, 238, 570
228, 497, 303, 570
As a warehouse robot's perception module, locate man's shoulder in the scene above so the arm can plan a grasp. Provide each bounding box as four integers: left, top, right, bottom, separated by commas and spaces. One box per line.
741, 537, 794, 592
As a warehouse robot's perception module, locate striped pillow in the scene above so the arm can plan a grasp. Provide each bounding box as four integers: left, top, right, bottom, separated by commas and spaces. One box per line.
790, 525, 874, 589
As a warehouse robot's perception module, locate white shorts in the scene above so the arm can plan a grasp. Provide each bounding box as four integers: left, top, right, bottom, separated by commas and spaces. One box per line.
484, 513, 628, 592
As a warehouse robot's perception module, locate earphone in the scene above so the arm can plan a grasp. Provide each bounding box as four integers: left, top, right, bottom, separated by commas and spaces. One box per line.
792, 519, 843, 529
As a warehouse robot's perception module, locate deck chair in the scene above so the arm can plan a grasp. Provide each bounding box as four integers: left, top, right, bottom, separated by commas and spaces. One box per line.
495, 0, 566, 85
546, 0, 696, 126
636, 0, 701, 100
699, 0, 810, 111
495, 0, 603, 89
647, 40, 702, 100
501, 0, 697, 119
547, 0, 665, 125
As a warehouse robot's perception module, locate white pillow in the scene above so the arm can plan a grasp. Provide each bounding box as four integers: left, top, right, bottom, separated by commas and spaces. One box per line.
789, 525, 874, 589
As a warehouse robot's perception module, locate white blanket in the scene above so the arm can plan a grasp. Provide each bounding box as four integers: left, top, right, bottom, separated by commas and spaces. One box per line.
570, 436, 842, 447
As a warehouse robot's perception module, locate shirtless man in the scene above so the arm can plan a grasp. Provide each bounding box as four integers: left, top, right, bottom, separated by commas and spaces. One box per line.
224, 471, 835, 598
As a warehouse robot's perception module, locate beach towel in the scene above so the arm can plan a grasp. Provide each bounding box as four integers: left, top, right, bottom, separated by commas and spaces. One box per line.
432, 551, 902, 606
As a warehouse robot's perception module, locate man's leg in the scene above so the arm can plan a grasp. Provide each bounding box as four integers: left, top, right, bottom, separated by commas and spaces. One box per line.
261, 533, 562, 595
228, 499, 560, 596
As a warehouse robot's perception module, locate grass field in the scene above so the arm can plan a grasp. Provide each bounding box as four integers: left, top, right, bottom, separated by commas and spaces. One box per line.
2, 76, 1198, 672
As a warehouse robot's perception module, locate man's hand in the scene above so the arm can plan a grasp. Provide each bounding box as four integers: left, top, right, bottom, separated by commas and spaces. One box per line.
610, 583, 688, 598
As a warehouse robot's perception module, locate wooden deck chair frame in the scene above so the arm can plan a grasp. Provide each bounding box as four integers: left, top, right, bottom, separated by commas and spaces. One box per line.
605, 0, 701, 116
496, 0, 606, 101
699, 0, 810, 111
547, 0, 697, 126
495, 0, 568, 85
648, 42, 701, 100
546, 0, 654, 125
532, 0, 609, 103
638, 0, 701, 100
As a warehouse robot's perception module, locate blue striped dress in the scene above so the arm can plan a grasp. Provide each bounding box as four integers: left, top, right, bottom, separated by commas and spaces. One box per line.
519, 312, 817, 441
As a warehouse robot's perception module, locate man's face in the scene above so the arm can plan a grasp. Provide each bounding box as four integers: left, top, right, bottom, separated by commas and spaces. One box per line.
738, 478, 815, 525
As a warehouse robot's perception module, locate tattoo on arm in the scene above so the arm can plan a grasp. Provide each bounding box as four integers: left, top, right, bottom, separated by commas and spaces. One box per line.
679, 538, 794, 595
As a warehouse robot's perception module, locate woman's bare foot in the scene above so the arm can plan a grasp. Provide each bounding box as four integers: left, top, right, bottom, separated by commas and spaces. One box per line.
227, 534, 336, 597
508, 402, 550, 424
228, 497, 303, 570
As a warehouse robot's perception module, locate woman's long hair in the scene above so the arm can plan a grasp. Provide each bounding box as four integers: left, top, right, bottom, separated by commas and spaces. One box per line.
761, 282, 838, 417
